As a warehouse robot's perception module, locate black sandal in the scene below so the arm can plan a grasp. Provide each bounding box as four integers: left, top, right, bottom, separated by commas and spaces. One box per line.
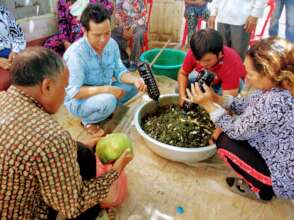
226, 177, 268, 202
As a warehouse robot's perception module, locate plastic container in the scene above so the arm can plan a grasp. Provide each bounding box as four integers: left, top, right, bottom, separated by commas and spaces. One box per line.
140, 48, 186, 80
96, 157, 127, 208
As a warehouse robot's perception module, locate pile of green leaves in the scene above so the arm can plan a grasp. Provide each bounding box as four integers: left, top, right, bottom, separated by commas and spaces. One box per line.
142, 104, 215, 148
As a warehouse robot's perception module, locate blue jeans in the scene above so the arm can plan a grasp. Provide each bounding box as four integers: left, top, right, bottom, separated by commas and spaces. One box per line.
65, 81, 137, 125
0, 48, 11, 58
269, 0, 294, 42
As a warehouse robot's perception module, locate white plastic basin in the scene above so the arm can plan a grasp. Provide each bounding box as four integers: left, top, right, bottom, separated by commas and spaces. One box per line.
134, 94, 216, 164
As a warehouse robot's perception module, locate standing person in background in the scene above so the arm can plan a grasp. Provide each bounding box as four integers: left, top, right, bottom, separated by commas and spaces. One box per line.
112, 0, 147, 71
43, 0, 113, 56
184, 0, 211, 44
0, 4, 25, 91
208, 0, 266, 60
269, 0, 294, 42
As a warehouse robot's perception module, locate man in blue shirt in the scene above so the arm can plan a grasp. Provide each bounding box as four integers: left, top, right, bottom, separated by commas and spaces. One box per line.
64, 4, 146, 134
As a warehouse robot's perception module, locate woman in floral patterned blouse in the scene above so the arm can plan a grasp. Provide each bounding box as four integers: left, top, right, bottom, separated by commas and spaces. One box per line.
185, 37, 294, 201
43, 0, 113, 55
0, 4, 25, 90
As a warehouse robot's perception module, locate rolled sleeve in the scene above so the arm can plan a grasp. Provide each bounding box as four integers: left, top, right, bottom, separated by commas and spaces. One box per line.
65, 54, 86, 99
182, 50, 197, 75
209, 104, 227, 122
113, 41, 128, 82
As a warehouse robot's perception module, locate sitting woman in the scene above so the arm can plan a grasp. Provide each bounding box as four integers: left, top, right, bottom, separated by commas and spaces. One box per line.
0, 4, 25, 91
43, 0, 113, 55
112, 0, 147, 71
185, 37, 294, 201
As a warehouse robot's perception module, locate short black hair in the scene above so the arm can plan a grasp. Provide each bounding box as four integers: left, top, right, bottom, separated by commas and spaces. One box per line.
10, 47, 65, 86
80, 3, 110, 31
190, 28, 224, 60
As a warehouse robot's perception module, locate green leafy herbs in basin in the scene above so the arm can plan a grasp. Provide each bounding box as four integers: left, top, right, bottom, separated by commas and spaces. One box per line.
141, 104, 215, 148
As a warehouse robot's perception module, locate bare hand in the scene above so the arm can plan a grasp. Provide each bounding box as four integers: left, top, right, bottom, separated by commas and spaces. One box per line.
8, 51, 17, 63
0, 58, 11, 70
185, 83, 215, 106
134, 78, 147, 92
244, 16, 258, 33
112, 149, 133, 174
79, 132, 106, 149
208, 16, 216, 29
108, 86, 125, 99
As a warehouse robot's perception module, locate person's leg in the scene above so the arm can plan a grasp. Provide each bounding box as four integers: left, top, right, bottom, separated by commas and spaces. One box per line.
229, 24, 250, 60
111, 27, 129, 66
269, 0, 284, 37
66, 94, 117, 125
217, 23, 231, 47
187, 14, 198, 43
216, 133, 275, 200
112, 81, 138, 105
130, 25, 146, 64
285, 0, 294, 42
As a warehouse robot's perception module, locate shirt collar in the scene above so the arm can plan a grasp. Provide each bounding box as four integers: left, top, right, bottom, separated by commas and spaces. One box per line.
84, 37, 110, 58
7, 86, 45, 111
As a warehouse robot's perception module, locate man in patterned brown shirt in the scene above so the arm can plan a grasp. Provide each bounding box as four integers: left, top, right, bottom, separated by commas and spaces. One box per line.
0, 47, 133, 219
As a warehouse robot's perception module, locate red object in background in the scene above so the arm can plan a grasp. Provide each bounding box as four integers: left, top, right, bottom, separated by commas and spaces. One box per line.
142, 0, 153, 51
129, 0, 153, 52
0, 68, 10, 91
181, 17, 204, 48
249, 0, 276, 46
96, 157, 128, 208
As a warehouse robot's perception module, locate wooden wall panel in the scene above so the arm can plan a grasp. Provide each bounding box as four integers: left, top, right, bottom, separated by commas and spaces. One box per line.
149, 0, 184, 45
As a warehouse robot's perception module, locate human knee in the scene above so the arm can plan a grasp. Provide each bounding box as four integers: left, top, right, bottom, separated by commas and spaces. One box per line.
102, 94, 118, 114
126, 84, 138, 98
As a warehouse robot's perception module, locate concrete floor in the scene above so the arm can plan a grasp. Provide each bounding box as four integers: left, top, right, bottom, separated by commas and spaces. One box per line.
53, 75, 294, 220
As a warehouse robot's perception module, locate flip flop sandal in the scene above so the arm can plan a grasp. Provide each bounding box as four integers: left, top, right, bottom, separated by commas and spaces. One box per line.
225, 177, 264, 202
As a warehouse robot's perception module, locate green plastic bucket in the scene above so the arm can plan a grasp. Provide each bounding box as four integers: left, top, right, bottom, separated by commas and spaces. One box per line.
140, 48, 186, 80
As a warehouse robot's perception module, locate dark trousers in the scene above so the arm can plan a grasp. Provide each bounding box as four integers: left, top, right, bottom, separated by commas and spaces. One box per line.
48, 143, 100, 220
217, 23, 250, 61
216, 133, 275, 200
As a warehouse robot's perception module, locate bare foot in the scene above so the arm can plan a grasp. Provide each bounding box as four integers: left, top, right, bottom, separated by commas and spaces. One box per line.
84, 124, 105, 136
